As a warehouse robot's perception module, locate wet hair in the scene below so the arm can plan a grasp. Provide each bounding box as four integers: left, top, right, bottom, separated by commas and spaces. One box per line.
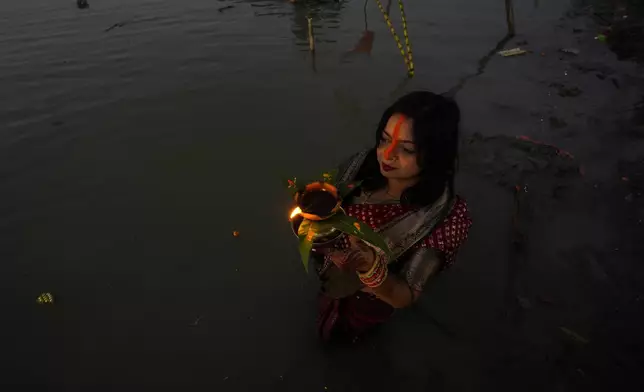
354, 91, 461, 207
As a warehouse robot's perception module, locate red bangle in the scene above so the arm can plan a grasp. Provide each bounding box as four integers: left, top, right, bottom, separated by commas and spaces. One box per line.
357, 254, 388, 288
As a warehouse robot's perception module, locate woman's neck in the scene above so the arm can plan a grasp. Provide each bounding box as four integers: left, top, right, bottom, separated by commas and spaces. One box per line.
385, 178, 419, 199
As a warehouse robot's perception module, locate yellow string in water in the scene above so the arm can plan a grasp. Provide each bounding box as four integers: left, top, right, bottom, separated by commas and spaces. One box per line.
374, 0, 414, 77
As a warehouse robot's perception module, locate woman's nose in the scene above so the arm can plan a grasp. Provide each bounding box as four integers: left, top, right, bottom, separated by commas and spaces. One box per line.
384, 147, 398, 161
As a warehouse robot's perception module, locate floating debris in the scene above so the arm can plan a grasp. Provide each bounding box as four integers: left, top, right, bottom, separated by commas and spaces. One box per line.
345, 30, 374, 56
307, 16, 315, 52
498, 47, 528, 57
232, 231, 240, 237
516, 296, 532, 309
550, 83, 582, 98
105, 23, 126, 32
560, 48, 580, 55
517, 135, 575, 159
549, 116, 568, 129
559, 86, 582, 97
36, 292, 54, 304
190, 315, 203, 326
77, 0, 89, 9
560, 327, 589, 344
595, 34, 607, 43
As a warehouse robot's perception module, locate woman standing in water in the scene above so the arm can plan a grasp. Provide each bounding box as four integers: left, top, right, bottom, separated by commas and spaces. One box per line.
314, 91, 472, 342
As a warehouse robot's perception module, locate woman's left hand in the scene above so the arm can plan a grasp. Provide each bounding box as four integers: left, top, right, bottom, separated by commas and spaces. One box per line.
326, 236, 377, 273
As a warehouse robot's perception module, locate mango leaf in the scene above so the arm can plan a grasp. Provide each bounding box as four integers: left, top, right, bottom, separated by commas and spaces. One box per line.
297, 219, 316, 272
297, 218, 312, 237
316, 213, 392, 257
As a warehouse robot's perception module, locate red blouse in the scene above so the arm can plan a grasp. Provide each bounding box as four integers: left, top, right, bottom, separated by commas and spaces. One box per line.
336, 198, 472, 266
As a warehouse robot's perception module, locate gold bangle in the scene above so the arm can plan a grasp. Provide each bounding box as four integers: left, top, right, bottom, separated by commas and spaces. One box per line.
363, 266, 388, 288
357, 251, 380, 278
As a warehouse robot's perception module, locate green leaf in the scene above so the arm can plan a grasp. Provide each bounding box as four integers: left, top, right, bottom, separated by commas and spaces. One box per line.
322, 168, 339, 185
297, 218, 312, 237
297, 219, 316, 272
316, 214, 392, 257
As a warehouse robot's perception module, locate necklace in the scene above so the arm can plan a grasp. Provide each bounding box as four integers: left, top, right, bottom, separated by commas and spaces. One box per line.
363, 186, 400, 205
384, 186, 400, 200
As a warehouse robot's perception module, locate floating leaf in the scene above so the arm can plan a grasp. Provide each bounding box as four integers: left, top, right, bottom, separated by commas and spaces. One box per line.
498, 47, 528, 57
560, 327, 589, 344
36, 292, 54, 304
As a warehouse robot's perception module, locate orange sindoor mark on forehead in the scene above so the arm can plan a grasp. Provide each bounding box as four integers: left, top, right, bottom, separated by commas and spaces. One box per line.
384, 115, 406, 160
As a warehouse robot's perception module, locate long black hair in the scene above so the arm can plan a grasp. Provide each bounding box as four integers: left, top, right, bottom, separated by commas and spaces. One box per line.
354, 91, 461, 207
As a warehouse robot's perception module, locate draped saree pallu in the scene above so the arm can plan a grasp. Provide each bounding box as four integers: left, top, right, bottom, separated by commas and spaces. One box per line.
314, 151, 472, 342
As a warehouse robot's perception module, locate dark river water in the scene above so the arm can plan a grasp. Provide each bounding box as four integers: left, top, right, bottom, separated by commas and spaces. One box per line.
1, 0, 573, 390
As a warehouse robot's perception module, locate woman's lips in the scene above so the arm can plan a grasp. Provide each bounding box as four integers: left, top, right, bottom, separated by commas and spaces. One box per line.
381, 163, 396, 172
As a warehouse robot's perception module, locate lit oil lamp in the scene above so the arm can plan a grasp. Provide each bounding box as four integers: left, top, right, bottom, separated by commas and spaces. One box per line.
289, 181, 345, 249
286, 173, 391, 272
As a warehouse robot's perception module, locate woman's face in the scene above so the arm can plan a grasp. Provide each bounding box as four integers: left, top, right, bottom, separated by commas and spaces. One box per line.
376, 113, 421, 180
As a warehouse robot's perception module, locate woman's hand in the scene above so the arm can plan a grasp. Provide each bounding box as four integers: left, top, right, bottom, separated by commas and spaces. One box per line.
326, 236, 377, 273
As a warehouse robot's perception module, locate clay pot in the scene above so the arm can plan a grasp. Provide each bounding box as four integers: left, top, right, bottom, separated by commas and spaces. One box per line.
294, 182, 342, 221
291, 208, 346, 249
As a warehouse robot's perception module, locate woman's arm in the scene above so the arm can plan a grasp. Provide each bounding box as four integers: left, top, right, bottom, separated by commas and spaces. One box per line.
328, 237, 443, 309
328, 236, 443, 308
360, 248, 442, 308
361, 272, 417, 308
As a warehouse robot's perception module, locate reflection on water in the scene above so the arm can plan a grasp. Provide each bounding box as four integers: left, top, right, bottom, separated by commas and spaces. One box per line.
288, 0, 345, 47
343, 0, 374, 57
246, 0, 346, 46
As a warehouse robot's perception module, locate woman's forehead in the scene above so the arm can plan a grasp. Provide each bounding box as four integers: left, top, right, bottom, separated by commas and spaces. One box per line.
384, 114, 414, 143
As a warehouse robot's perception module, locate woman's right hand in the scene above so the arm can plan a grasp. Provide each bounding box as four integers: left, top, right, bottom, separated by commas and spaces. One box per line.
324, 240, 376, 273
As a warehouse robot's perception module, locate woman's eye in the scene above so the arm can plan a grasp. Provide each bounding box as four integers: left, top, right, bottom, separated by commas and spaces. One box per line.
379, 138, 390, 145
403, 148, 416, 154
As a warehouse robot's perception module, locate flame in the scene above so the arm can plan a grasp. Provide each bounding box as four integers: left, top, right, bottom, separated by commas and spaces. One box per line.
289, 207, 302, 220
